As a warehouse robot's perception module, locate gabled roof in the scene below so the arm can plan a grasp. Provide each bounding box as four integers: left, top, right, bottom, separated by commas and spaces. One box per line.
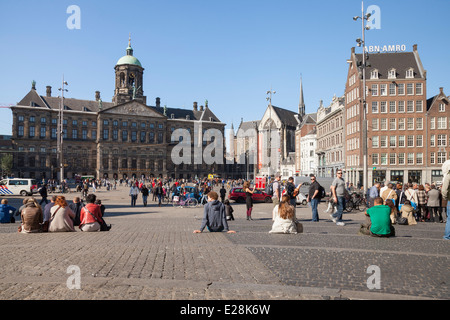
151, 105, 222, 123
271, 105, 300, 127
16, 89, 112, 112
355, 51, 424, 80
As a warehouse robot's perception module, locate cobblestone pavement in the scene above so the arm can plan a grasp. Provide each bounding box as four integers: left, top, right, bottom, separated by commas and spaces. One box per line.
0, 186, 448, 301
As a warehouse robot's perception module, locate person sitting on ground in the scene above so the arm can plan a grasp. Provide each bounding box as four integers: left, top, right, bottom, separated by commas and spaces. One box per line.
193, 191, 235, 234
79, 194, 105, 232
224, 199, 234, 221
48, 196, 75, 232
19, 198, 43, 233
400, 200, 417, 225
0, 199, 17, 223
385, 198, 398, 224
68, 196, 82, 226
269, 195, 298, 234
359, 197, 395, 237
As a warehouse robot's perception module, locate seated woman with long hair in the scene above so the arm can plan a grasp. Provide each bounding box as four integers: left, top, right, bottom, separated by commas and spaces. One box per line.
270, 195, 297, 234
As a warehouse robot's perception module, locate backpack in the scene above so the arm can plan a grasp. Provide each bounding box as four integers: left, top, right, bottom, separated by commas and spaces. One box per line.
318, 184, 326, 199
266, 183, 274, 196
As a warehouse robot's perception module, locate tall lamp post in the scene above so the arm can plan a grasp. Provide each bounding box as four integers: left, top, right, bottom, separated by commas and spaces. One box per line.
266, 88, 276, 178
57, 76, 68, 183
353, 1, 371, 192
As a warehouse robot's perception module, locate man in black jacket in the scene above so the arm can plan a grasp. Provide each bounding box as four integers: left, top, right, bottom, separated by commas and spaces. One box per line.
39, 184, 49, 205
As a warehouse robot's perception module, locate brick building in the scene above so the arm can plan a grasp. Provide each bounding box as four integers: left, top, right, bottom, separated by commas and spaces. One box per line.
344, 44, 449, 187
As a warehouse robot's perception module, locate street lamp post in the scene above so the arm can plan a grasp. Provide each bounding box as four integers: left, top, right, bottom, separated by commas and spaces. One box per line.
353, 1, 371, 192
58, 76, 68, 184
266, 88, 276, 178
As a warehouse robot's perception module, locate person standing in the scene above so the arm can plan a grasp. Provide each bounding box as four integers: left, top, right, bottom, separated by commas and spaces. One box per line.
427, 185, 441, 223
219, 184, 227, 203
38, 184, 49, 206
330, 170, 346, 226
368, 182, 381, 208
307, 175, 320, 222
141, 185, 149, 207
243, 181, 255, 220
441, 160, 450, 240
129, 184, 139, 207
271, 174, 282, 207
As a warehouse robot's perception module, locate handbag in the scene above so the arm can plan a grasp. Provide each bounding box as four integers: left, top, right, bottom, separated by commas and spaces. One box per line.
83, 205, 111, 231
397, 217, 408, 225
295, 221, 303, 233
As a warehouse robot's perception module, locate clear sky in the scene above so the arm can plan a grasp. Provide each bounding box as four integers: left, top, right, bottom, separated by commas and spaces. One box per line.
0, 0, 449, 135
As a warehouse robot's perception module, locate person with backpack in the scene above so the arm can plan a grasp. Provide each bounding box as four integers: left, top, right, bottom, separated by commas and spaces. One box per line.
307, 175, 321, 222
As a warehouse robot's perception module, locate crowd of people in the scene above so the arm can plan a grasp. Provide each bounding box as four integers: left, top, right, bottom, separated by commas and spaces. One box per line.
2, 160, 449, 241
0, 194, 110, 233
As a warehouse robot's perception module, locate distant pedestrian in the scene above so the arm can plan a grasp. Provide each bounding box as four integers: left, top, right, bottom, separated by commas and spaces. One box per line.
224, 199, 234, 221
271, 174, 282, 207
330, 170, 346, 226
38, 184, 49, 205
220, 185, 226, 203
141, 185, 149, 207
243, 181, 255, 220
129, 184, 139, 207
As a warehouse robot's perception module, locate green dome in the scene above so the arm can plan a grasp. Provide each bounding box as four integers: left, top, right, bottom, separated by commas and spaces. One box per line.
116, 54, 142, 67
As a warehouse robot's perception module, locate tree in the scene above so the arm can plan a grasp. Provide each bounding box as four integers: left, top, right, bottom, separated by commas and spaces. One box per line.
0, 153, 13, 178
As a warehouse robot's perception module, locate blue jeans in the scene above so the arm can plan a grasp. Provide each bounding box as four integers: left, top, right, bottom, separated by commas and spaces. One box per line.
332, 196, 345, 222
444, 201, 450, 240
310, 198, 319, 221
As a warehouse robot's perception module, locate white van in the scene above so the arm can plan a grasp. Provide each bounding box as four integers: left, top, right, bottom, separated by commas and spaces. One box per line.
0, 178, 39, 196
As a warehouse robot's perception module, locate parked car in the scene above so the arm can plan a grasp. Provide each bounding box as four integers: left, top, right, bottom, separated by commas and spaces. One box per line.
0, 178, 39, 196
228, 188, 272, 203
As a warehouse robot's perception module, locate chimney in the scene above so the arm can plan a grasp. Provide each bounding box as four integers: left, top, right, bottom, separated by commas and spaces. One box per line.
351, 47, 355, 54
193, 102, 198, 111
156, 97, 161, 108
95, 91, 101, 101
46, 86, 52, 97
440, 87, 444, 95
200, 105, 204, 111
413, 44, 418, 52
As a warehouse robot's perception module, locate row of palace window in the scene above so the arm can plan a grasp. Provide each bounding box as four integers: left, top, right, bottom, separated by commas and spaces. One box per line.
371, 152, 448, 166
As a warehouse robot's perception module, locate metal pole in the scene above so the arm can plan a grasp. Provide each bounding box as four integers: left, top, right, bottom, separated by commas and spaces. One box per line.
361, 1, 368, 193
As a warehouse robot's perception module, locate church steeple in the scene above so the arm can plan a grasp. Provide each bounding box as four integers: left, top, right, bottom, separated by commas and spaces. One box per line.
298, 75, 306, 118
126, 33, 133, 56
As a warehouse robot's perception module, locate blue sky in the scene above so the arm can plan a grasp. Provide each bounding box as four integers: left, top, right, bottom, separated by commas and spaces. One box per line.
0, 0, 449, 135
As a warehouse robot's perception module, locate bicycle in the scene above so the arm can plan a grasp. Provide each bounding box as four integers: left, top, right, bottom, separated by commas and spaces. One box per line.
344, 192, 367, 213
172, 194, 198, 208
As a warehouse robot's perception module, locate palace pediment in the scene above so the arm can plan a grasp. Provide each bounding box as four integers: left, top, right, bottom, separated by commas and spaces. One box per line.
100, 101, 165, 118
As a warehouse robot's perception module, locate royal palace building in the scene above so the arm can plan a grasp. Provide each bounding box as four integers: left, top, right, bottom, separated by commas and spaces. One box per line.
10, 39, 226, 181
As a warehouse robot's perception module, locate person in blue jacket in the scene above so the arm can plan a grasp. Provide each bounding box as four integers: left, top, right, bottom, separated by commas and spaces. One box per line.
0, 199, 17, 223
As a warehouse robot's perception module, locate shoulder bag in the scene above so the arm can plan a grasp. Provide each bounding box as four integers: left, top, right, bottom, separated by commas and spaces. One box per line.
83, 205, 111, 231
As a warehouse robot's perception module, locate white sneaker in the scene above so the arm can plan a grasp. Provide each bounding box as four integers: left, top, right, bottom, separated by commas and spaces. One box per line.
336, 222, 345, 226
